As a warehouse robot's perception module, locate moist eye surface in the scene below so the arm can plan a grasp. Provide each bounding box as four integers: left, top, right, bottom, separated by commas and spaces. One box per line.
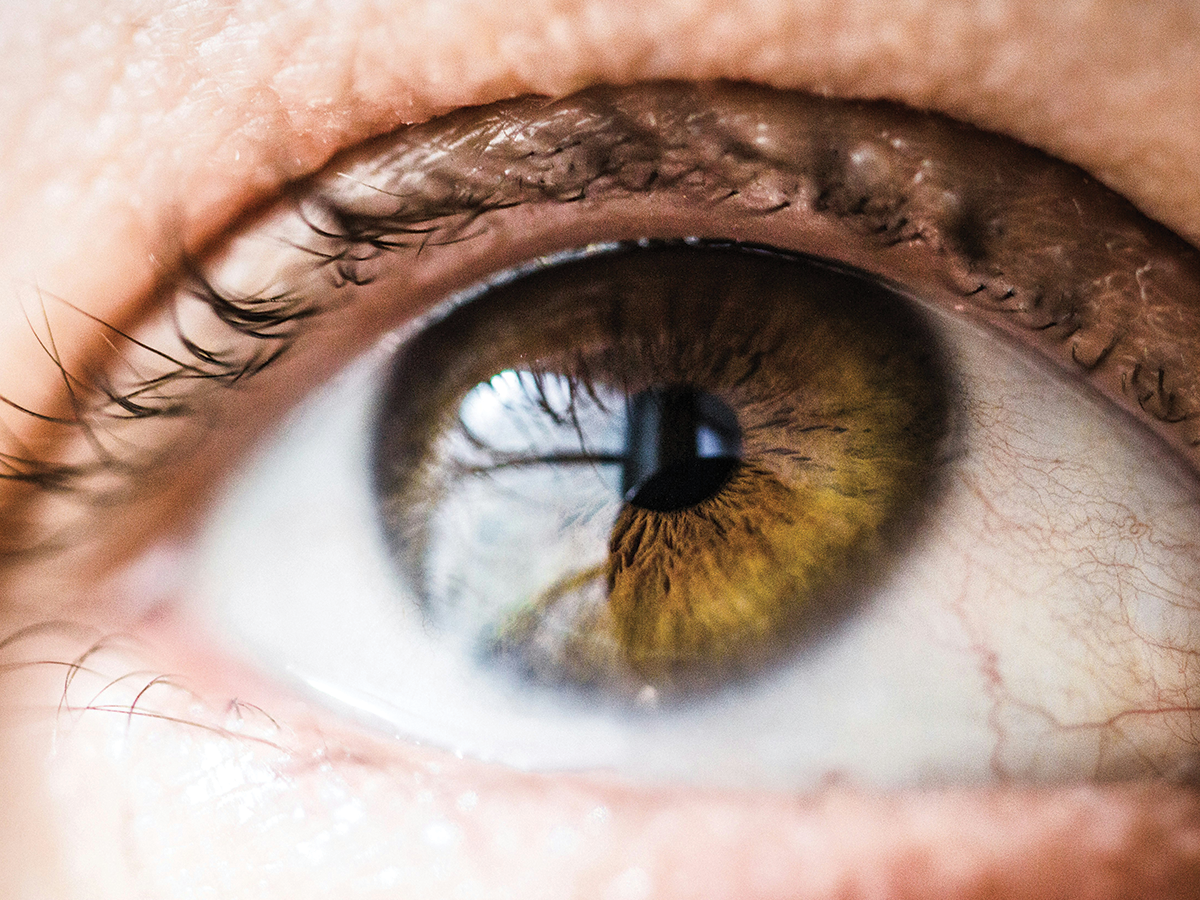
373, 242, 950, 701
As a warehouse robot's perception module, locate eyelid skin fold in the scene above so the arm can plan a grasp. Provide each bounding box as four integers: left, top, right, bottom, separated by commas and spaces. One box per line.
4, 81, 1200, 591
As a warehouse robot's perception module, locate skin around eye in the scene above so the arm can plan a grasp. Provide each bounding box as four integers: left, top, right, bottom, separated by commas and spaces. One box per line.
3, 4, 1200, 899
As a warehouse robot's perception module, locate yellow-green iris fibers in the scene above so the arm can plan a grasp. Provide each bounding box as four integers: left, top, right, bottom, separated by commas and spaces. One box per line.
375, 243, 951, 698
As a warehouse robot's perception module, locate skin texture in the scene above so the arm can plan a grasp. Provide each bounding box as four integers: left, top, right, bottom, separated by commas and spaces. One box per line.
2, 1, 1200, 898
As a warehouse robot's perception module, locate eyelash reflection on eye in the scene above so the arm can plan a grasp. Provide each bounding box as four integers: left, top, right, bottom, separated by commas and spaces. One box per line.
3, 80, 1200, 562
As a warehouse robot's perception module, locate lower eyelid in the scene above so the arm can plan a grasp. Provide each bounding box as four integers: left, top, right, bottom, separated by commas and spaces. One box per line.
7, 602, 1198, 890
19, 613, 1200, 900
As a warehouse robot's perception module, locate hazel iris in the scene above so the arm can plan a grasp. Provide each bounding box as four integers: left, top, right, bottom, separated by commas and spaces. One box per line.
373, 242, 951, 700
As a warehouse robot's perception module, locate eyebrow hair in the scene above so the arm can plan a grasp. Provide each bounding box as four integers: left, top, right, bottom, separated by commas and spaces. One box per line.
3, 80, 1199, 561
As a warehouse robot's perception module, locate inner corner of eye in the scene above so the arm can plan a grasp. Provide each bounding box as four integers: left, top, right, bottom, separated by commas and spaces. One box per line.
369, 242, 955, 701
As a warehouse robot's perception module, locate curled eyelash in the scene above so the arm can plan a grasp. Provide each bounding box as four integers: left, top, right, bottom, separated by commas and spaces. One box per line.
2, 81, 1199, 563
0, 271, 320, 558
283, 84, 1200, 451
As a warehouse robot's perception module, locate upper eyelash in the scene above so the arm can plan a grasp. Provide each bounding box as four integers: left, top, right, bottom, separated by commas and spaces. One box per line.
2, 81, 1198, 561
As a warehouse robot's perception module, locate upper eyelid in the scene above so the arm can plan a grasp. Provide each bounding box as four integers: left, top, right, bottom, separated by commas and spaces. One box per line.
4, 80, 1200, 562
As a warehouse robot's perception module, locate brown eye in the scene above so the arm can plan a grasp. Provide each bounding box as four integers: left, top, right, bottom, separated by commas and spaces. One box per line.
373, 242, 951, 700
165, 83, 1200, 787
188, 229, 1200, 786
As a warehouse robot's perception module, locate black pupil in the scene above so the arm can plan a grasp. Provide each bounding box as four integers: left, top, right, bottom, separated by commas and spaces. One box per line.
622, 387, 742, 512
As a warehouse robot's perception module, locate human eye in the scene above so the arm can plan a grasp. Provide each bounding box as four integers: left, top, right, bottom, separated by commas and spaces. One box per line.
4, 6, 1200, 899
140, 83, 1200, 797
5, 76, 1200, 896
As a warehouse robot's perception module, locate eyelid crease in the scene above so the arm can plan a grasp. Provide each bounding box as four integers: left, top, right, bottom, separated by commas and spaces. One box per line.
4, 80, 1200, 569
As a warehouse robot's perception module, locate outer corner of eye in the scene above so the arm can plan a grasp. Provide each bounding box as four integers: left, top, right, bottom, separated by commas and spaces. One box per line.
100, 82, 1200, 793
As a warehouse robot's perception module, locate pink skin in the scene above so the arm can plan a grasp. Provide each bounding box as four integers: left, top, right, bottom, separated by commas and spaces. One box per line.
1, 1, 1200, 897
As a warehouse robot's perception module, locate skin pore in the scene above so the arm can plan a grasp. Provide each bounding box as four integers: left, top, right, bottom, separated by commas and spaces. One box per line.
2, 1, 1200, 898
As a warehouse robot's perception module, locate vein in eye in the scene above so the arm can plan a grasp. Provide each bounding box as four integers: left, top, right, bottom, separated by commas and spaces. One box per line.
4, 81, 1200, 565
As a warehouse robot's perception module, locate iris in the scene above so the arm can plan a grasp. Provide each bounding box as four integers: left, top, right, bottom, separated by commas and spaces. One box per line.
373, 242, 952, 700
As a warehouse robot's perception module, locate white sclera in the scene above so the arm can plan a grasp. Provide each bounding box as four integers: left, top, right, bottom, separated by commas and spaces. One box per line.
187, 305, 1200, 789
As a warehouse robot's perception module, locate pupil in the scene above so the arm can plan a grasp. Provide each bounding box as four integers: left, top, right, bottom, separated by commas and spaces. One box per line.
622, 386, 742, 512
